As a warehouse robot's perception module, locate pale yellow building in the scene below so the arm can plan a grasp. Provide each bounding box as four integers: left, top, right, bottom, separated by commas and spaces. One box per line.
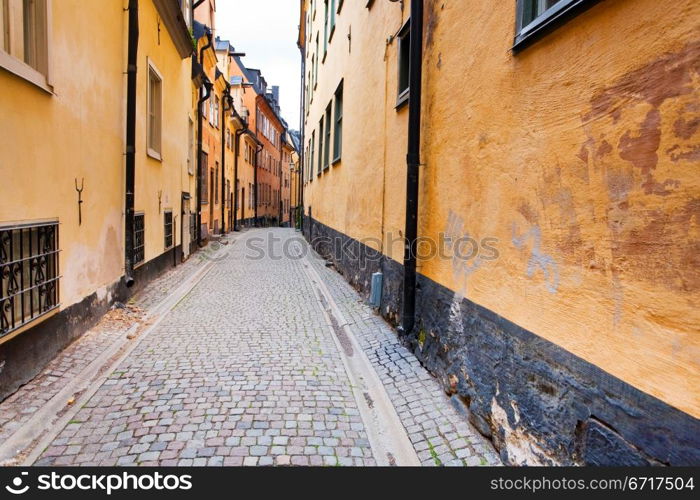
0, 0, 194, 399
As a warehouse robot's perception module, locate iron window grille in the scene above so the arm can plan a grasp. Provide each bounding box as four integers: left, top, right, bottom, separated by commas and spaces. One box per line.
0, 221, 60, 338
134, 214, 145, 265
164, 211, 173, 249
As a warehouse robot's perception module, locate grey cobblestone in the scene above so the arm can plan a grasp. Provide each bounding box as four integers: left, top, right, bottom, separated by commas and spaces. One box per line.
304, 234, 502, 466
0, 244, 209, 446
5, 228, 498, 467
33, 229, 375, 466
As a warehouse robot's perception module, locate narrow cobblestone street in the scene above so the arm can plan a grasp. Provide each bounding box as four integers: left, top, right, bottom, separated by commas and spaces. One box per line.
1, 229, 499, 467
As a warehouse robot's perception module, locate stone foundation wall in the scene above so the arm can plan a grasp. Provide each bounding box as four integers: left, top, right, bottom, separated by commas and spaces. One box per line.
304, 216, 700, 465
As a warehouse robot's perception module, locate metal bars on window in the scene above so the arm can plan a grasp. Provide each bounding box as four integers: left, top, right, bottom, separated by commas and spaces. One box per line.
164, 211, 173, 250
134, 214, 145, 265
0, 221, 60, 338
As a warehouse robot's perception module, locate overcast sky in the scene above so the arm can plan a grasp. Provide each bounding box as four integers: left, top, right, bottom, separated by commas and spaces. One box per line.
216, 0, 301, 130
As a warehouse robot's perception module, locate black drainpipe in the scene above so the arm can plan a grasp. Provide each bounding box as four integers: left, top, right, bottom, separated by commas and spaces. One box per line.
196, 35, 213, 247
233, 128, 245, 231
124, 0, 139, 288
401, 0, 424, 336
221, 87, 231, 234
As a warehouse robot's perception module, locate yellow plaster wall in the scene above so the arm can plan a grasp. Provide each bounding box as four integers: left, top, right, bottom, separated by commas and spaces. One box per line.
135, 0, 193, 262
303, 0, 700, 416
0, 0, 126, 308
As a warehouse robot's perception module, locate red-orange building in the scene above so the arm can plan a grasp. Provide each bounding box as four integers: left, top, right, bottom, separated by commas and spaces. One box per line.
248, 71, 286, 225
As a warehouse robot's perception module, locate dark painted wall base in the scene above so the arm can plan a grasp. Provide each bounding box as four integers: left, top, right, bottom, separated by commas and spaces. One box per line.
0, 245, 182, 403
304, 216, 700, 466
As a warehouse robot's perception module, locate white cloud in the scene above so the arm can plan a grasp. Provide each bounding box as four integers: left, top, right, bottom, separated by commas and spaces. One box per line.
215, 0, 302, 129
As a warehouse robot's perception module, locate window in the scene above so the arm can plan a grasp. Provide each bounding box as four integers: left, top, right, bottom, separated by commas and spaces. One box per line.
214, 162, 219, 204
147, 63, 163, 159
0, 221, 59, 338
181, 0, 192, 28
514, 0, 596, 50
306, 70, 312, 107
323, 102, 331, 170
314, 34, 319, 87
317, 116, 324, 175
164, 211, 173, 249
214, 95, 220, 128
397, 20, 410, 107
200, 152, 209, 204
333, 81, 343, 163
329, 0, 336, 40
0, 0, 49, 90
210, 169, 215, 210
337, 0, 344, 14
134, 214, 145, 265
187, 118, 194, 175
309, 131, 315, 182
323, 0, 328, 58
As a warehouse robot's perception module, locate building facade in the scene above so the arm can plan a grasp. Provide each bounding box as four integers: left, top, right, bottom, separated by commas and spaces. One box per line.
299, 0, 700, 465
0, 0, 193, 400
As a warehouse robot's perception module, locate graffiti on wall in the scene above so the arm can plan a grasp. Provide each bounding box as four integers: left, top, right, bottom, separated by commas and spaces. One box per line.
512, 223, 560, 294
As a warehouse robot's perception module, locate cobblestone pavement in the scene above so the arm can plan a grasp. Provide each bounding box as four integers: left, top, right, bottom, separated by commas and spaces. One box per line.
0, 245, 208, 446
303, 246, 501, 466
20, 228, 499, 466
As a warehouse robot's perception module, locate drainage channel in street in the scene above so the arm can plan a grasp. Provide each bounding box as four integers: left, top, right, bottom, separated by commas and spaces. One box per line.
298, 241, 421, 467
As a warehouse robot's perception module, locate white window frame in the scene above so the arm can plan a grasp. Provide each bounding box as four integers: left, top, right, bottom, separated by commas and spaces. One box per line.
147, 59, 163, 161
0, 0, 52, 93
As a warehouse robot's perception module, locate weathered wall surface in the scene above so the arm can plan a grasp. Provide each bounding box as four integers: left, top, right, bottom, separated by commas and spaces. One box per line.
0, 0, 125, 311
417, 0, 699, 420
302, 0, 700, 464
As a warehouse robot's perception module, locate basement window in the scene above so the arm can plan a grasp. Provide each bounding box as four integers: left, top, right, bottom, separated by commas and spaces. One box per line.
396, 20, 410, 109
514, 0, 600, 51
134, 214, 145, 266
0, 221, 59, 339
164, 211, 173, 250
